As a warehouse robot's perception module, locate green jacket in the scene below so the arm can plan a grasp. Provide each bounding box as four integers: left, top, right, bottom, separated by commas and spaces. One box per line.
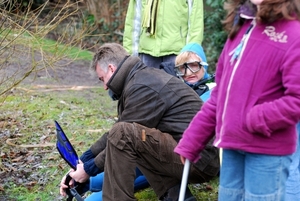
123, 0, 204, 57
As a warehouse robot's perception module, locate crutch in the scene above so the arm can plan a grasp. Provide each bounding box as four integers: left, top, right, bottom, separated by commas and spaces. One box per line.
178, 159, 191, 201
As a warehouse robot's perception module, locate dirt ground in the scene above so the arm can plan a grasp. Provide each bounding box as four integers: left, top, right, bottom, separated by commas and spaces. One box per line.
22, 58, 100, 87
1, 44, 100, 88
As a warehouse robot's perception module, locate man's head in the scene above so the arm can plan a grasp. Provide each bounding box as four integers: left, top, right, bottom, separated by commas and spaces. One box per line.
175, 43, 208, 84
90, 43, 129, 90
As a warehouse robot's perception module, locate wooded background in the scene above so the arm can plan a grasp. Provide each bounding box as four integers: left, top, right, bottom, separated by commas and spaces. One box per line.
1, 0, 226, 70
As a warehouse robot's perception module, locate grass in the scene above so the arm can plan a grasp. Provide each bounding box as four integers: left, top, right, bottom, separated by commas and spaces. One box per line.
30, 36, 94, 61
1, 85, 117, 200
1, 28, 94, 61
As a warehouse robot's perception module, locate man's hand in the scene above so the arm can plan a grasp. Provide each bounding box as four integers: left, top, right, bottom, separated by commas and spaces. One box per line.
59, 160, 89, 197
59, 170, 74, 197
69, 163, 90, 183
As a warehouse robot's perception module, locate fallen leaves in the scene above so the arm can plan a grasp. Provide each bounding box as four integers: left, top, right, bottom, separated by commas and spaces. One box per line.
0, 117, 60, 193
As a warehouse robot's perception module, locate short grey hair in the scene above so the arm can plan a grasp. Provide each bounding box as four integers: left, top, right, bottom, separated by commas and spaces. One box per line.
90, 43, 129, 73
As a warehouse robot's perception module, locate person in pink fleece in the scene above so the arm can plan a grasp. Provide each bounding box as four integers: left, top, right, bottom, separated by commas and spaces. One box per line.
174, 0, 300, 200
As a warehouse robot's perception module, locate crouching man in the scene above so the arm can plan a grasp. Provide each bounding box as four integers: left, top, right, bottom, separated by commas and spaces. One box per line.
60, 43, 219, 201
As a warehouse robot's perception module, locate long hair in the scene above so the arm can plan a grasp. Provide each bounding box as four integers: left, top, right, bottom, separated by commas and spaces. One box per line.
259, 0, 300, 23
223, 0, 300, 39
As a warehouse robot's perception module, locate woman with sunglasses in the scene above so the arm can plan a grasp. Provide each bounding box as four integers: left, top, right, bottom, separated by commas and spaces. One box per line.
174, 43, 215, 98
158, 42, 215, 99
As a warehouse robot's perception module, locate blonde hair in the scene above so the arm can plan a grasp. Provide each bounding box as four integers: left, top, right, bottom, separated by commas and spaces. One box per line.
175, 51, 202, 66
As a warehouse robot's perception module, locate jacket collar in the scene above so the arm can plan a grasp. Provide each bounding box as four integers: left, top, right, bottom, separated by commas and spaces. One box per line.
106, 56, 143, 98
240, 1, 257, 19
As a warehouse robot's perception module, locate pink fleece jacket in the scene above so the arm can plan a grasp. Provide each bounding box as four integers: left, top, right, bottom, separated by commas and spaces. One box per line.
174, 18, 300, 163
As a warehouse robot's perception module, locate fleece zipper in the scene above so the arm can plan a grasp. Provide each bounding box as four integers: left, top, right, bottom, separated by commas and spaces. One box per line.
215, 20, 256, 147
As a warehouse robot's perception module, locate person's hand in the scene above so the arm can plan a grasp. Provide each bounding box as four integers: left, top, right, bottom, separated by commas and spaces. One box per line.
59, 169, 74, 197
59, 161, 85, 197
69, 163, 90, 183
180, 155, 186, 165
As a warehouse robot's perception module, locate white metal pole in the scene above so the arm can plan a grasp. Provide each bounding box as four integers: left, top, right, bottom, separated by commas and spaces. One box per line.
178, 159, 191, 201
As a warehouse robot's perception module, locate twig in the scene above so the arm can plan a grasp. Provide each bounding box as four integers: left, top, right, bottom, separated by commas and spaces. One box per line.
6, 138, 55, 148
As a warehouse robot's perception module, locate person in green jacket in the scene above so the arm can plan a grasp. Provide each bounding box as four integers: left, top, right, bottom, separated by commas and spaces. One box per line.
123, 0, 204, 68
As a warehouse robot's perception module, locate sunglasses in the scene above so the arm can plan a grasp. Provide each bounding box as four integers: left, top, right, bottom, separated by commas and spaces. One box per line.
174, 61, 208, 77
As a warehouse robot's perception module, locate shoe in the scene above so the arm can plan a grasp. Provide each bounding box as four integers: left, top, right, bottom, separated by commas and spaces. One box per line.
160, 184, 197, 201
